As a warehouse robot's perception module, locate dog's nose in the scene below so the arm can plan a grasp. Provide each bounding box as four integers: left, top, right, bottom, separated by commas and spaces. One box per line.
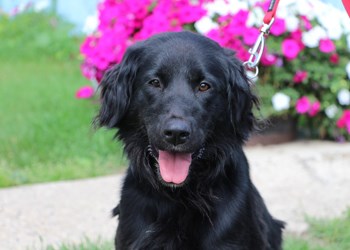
163, 120, 191, 146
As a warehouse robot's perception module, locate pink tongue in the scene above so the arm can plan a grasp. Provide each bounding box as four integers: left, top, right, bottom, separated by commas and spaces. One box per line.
158, 151, 192, 184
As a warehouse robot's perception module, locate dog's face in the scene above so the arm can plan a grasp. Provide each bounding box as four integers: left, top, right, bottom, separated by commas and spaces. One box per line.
97, 32, 256, 187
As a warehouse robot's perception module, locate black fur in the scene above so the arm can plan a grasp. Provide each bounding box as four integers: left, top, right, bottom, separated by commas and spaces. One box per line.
96, 31, 284, 250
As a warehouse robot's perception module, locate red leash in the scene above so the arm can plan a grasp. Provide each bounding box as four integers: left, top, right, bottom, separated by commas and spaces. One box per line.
342, 0, 350, 17
263, 0, 281, 25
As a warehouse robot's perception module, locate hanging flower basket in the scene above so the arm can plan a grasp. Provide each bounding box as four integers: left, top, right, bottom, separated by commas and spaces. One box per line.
247, 116, 296, 146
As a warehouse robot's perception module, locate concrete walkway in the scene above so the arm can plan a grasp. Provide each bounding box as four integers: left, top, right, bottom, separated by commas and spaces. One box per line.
1, 141, 350, 249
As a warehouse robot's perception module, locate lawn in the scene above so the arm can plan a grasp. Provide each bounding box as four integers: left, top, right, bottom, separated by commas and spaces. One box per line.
284, 210, 350, 250
44, 210, 350, 250
0, 58, 126, 187
0, 10, 126, 187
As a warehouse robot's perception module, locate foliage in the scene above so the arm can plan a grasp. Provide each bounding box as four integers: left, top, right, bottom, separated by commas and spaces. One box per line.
0, 7, 82, 61
79, 0, 350, 141
0, 59, 125, 187
307, 210, 350, 250
285, 210, 350, 250
0, 6, 127, 187
45, 237, 113, 250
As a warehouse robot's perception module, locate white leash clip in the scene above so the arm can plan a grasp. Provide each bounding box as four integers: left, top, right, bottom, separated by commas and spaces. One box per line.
244, 18, 275, 80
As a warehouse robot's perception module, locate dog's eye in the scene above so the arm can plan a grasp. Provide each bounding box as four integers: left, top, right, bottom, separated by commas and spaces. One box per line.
148, 79, 161, 88
198, 82, 211, 92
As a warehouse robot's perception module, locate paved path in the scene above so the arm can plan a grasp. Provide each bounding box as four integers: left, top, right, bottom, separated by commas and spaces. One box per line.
1, 141, 350, 249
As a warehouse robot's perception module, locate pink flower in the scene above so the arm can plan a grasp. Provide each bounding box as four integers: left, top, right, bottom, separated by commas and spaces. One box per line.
80, 36, 96, 57
233, 10, 249, 26
290, 29, 302, 41
206, 29, 222, 45
282, 39, 302, 60
290, 29, 305, 50
296, 97, 321, 117
80, 0, 209, 81
301, 16, 312, 30
243, 27, 259, 46
330, 53, 339, 64
81, 62, 95, 80
293, 71, 308, 84
261, 52, 278, 66
75, 86, 95, 99
309, 101, 321, 117
337, 110, 350, 129
237, 48, 250, 62
296, 96, 311, 114
270, 18, 286, 36
337, 110, 350, 128
225, 22, 246, 36
177, 4, 206, 24
319, 38, 335, 53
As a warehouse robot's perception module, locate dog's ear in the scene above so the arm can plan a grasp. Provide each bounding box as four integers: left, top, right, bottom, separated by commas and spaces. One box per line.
225, 49, 258, 140
96, 46, 141, 128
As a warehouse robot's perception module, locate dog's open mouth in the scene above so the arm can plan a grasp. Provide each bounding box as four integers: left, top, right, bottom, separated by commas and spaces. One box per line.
158, 150, 192, 185
148, 145, 205, 187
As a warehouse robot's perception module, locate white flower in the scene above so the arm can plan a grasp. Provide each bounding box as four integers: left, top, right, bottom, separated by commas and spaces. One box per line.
285, 15, 299, 32
302, 26, 327, 48
295, 0, 315, 20
247, 8, 264, 27
346, 62, 350, 79
203, 0, 249, 18
83, 14, 98, 35
204, 0, 230, 17
312, 0, 348, 40
318, 10, 344, 40
246, 0, 261, 5
277, 0, 298, 19
194, 16, 218, 34
34, 0, 50, 12
337, 89, 350, 106
226, 0, 249, 14
325, 105, 338, 118
272, 93, 291, 111
341, 15, 350, 33
326, 26, 343, 40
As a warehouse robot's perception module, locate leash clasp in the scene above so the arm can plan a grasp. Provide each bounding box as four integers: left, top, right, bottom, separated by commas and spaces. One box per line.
244, 18, 275, 79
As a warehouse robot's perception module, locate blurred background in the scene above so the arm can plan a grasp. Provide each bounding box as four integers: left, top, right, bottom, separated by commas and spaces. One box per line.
0, 0, 349, 249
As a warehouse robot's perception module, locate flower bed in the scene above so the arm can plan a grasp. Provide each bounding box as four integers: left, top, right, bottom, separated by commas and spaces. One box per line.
79, 0, 350, 141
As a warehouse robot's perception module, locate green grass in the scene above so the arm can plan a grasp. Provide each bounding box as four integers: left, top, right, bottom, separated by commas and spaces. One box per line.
41, 210, 350, 249
0, 59, 126, 187
0, 9, 126, 187
284, 210, 350, 250
45, 238, 113, 250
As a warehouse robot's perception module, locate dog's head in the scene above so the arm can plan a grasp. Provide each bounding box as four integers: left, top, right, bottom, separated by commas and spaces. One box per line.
97, 31, 257, 187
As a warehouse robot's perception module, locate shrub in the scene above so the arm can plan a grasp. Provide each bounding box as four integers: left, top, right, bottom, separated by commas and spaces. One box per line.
0, 5, 82, 61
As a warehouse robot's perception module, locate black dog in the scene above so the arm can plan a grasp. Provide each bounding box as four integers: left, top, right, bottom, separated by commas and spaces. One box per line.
96, 31, 284, 249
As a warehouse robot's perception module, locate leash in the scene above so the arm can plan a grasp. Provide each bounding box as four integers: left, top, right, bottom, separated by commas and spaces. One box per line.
343, 0, 350, 17
244, 0, 280, 79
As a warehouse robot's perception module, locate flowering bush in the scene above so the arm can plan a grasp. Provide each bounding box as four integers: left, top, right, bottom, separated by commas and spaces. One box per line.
80, 0, 209, 84
79, 0, 350, 141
